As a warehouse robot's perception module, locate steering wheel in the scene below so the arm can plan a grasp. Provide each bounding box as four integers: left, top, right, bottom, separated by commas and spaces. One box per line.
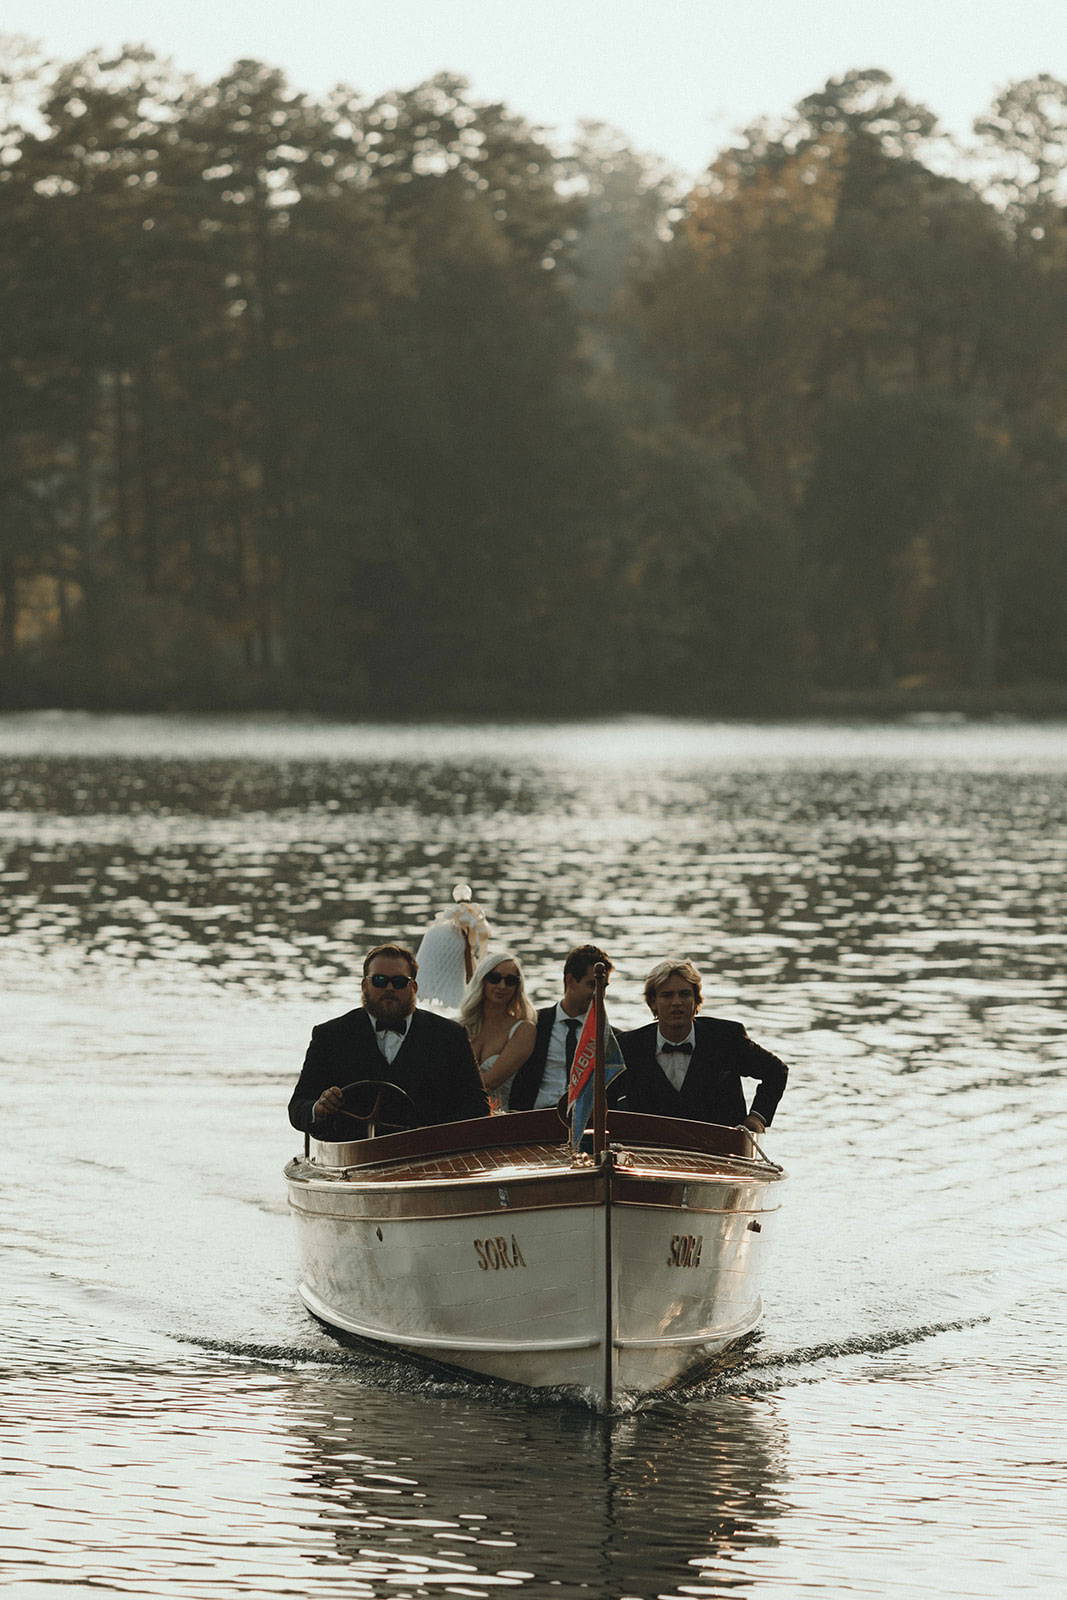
337, 1080, 418, 1138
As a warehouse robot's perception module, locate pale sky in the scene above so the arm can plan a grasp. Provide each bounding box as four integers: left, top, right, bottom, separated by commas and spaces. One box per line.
2, 1, 1064, 177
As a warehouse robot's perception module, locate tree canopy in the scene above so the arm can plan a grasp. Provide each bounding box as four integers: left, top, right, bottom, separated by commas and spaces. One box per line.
0, 48, 1064, 713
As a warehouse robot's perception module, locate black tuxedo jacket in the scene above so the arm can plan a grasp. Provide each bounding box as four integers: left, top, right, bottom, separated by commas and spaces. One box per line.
508, 1005, 627, 1112
506, 1006, 558, 1111
288, 1006, 488, 1137
617, 1016, 787, 1127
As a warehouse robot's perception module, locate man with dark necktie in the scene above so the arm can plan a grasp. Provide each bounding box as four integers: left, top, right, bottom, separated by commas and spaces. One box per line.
507, 943, 617, 1111
617, 958, 787, 1131
288, 943, 489, 1138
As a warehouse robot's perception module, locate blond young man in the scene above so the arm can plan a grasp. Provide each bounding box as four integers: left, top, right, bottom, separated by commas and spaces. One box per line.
617, 958, 787, 1131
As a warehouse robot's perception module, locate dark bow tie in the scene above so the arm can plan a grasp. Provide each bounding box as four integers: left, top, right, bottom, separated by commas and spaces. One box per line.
376, 1019, 407, 1035
660, 1040, 693, 1054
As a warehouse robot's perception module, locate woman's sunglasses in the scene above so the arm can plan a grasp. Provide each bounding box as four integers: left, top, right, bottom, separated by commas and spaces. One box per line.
485, 971, 520, 988
368, 973, 412, 989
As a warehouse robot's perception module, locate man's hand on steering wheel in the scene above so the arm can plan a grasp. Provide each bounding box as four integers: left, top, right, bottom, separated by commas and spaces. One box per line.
337, 1080, 418, 1134
312, 1084, 345, 1120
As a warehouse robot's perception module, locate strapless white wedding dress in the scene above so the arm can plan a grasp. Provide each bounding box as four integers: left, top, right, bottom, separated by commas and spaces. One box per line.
477, 1018, 525, 1112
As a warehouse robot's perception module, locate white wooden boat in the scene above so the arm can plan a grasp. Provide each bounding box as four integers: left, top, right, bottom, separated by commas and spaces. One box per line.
285, 1104, 785, 1409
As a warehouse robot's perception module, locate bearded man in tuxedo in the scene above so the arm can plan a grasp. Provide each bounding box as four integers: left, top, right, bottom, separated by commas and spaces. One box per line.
288, 943, 489, 1138
617, 958, 787, 1132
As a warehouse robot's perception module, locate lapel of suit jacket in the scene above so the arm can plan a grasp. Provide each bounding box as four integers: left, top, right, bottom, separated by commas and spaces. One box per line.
354, 1006, 378, 1057
535, 1005, 556, 1058
507, 1008, 555, 1107
634, 1023, 659, 1071
347, 1007, 388, 1082
683, 1020, 722, 1090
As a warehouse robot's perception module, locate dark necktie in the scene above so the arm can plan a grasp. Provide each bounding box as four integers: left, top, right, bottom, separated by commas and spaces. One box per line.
661, 1040, 693, 1054
376, 1019, 406, 1035
564, 1017, 580, 1069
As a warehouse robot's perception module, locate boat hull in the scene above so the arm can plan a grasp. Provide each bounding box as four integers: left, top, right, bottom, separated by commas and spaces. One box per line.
287, 1116, 781, 1406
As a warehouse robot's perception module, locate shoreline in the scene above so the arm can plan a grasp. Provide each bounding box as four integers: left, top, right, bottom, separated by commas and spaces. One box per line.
0, 693, 1066, 727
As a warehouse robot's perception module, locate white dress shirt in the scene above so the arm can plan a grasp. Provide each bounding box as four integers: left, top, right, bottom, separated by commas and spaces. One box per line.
656, 1026, 696, 1091
534, 1003, 586, 1108
374, 1015, 411, 1067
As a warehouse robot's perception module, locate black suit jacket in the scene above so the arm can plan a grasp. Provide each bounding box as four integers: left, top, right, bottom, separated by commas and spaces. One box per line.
617, 1016, 787, 1127
288, 1006, 488, 1137
508, 1005, 627, 1113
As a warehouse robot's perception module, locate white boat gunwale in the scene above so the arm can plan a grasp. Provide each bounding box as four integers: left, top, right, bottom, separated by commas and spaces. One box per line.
288, 1189, 604, 1223
288, 1170, 780, 1223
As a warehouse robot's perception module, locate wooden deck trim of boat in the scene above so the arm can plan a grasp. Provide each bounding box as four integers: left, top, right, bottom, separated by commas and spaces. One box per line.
298, 1160, 585, 1189
303, 1108, 783, 1176
332, 1171, 588, 1195
615, 1147, 783, 1181
289, 1157, 769, 1194
607, 1110, 779, 1166
307, 1108, 568, 1170
291, 1143, 776, 1187
290, 1146, 594, 1189
336, 1142, 582, 1185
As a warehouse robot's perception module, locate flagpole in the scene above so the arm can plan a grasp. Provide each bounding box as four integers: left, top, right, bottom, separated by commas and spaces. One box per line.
592, 959, 613, 1407
593, 960, 608, 1158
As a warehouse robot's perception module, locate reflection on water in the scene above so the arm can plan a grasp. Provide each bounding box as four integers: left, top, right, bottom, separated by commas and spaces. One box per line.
6, 1336, 1066, 1598
0, 1354, 787, 1600
283, 1379, 787, 1596
1, 714, 1066, 1598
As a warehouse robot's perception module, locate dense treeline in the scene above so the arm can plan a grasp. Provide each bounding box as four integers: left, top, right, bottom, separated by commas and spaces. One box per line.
0, 50, 1064, 713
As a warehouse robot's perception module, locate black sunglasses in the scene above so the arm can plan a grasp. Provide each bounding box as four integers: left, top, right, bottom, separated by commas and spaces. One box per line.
368, 973, 412, 990
485, 971, 520, 988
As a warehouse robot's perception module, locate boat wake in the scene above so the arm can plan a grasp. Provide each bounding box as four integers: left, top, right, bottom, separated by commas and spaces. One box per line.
170, 1330, 520, 1399
691, 1314, 991, 1400
175, 1313, 990, 1409
172, 1333, 394, 1369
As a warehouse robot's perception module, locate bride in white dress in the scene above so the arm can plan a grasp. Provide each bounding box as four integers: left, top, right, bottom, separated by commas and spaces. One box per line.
459, 952, 536, 1113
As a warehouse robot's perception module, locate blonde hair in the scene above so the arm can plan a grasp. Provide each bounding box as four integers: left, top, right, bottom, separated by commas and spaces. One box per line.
459, 951, 537, 1036
643, 958, 703, 1013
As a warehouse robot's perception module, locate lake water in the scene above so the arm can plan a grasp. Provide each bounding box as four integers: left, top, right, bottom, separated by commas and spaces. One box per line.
1, 713, 1065, 1598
